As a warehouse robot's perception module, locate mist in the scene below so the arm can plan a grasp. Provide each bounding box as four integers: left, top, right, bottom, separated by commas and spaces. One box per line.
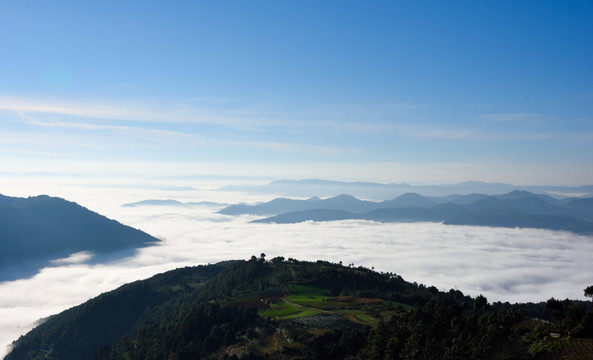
2, 202, 592, 357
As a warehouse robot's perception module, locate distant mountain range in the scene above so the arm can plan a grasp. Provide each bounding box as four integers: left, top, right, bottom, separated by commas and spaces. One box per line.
0, 194, 159, 281
218, 191, 593, 234
219, 179, 593, 200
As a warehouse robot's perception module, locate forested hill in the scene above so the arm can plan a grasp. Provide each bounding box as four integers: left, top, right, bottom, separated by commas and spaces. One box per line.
0, 194, 158, 280
7, 256, 593, 360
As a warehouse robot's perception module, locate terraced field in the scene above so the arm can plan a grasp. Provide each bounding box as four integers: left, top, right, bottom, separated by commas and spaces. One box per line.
254, 284, 410, 328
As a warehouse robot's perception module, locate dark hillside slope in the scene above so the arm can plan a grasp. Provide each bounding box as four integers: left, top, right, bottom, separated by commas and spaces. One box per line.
5, 263, 230, 360
5, 258, 436, 360
564, 197, 593, 216
7, 257, 593, 360
0, 194, 159, 280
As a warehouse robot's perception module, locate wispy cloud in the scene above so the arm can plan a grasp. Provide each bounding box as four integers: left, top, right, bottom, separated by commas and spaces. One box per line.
394, 124, 557, 141
1, 120, 353, 164
0, 95, 428, 136
479, 112, 546, 124
1, 95, 591, 174
0, 96, 268, 129
407, 128, 476, 140
24, 118, 203, 145
0, 96, 577, 143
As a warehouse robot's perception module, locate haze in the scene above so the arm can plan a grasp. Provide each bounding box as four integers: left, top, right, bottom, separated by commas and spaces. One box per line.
1, 1, 592, 358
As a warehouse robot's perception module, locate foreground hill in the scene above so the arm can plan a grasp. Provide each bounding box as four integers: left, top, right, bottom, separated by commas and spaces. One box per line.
7, 256, 593, 360
0, 194, 159, 280
219, 191, 593, 234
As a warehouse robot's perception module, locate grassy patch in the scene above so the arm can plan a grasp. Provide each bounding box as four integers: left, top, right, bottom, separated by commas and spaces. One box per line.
283, 308, 321, 319
259, 302, 320, 320
259, 284, 410, 326
260, 302, 300, 318
391, 301, 413, 310
335, 310, 379, 326
352, 312, 378, 326
300, 301, 349, 310
288, 285, 331, 303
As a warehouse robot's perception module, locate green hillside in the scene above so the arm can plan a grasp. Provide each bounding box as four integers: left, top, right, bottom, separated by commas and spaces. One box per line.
6, 256, 593, 360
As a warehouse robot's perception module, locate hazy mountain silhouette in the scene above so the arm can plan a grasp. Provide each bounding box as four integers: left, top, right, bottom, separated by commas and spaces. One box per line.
563, 197, 593, 215
219, 196, 323, 216
383, 192, 436, 208
218, 178, 593, 200
231, 191, 593, 234
250, 209, 359, 224
219, 193, 436, 216
0, 194, 159, 281
429, 193, 490, 205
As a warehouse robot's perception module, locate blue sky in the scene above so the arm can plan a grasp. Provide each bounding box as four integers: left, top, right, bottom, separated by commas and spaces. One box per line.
1, 1, 592, 184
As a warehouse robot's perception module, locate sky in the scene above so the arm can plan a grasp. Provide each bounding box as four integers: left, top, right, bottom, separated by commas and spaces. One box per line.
0, 0, 592, 185
2, 2, 593, 357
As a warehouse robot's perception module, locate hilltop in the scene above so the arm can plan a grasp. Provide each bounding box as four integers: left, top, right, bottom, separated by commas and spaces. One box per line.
7, 256, 593, 360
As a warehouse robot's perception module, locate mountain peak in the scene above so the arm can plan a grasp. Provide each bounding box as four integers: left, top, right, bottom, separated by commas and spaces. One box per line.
0, 194, 158, 281
496, 190, 537, 200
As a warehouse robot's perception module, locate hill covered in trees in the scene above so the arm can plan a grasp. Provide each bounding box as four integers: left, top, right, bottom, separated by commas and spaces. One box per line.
7, 256, 593, 360
0, 194, 159, 280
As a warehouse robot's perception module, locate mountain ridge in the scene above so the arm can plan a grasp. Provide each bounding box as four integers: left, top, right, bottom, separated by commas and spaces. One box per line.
0, 194, 159, 281
218, 178, 593, 200
218, 191, 593, 234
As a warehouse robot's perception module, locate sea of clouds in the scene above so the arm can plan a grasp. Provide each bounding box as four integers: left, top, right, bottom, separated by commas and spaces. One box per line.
1, 183, 593, 358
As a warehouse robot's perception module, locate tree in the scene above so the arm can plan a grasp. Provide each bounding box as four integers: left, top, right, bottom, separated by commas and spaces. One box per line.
585, 285, 593, 301
271, 256, 284, 265
546, 298, 563, 326
474, 294, 490, 312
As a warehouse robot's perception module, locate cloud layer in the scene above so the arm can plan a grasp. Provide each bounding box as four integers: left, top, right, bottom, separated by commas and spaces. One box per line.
2, 203, 592, 357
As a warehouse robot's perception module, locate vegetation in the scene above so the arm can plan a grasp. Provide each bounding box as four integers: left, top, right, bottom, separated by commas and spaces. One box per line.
586, 285, 593, 301
6, 257, 593, 360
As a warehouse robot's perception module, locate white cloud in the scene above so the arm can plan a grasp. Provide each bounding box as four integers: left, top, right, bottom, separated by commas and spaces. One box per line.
2, 201, 593, 358
49, 251, 94, 265
1, 104, 357, 160
2, 95, 591, 155
480, 112, 546, 124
